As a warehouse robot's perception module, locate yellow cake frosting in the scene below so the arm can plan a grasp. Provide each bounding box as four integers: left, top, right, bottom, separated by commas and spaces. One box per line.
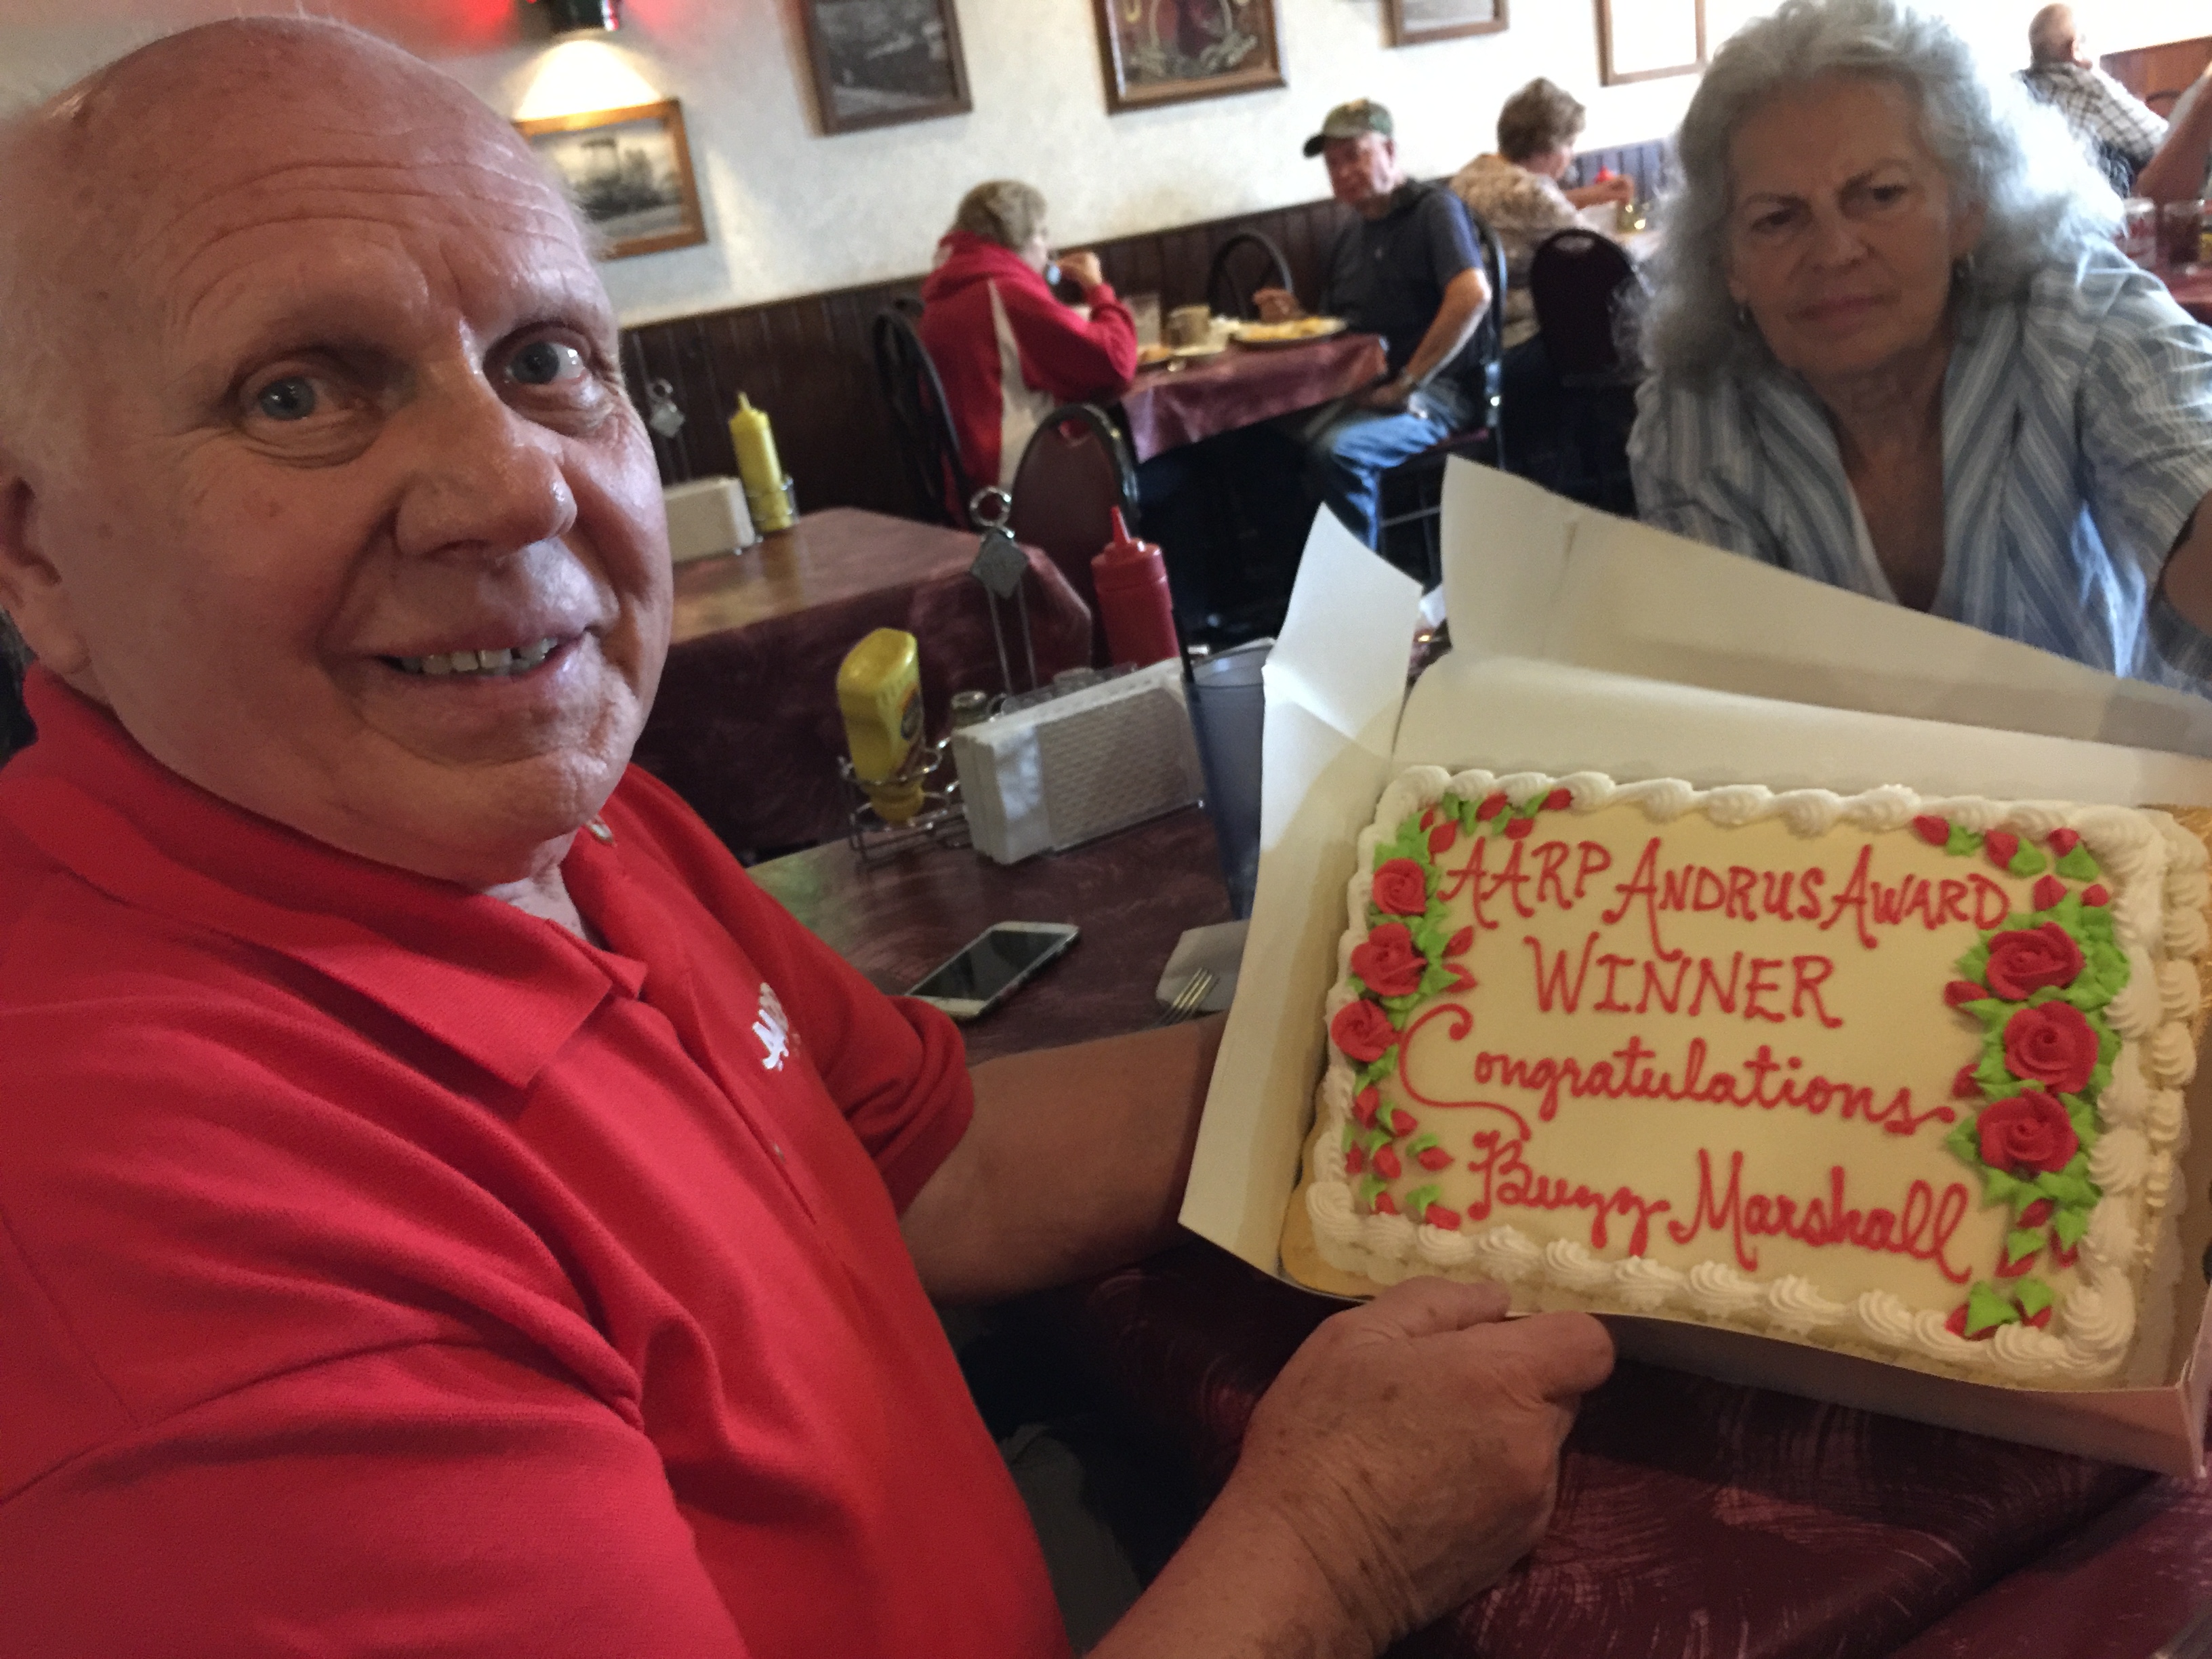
1304, 768, 2211, 1385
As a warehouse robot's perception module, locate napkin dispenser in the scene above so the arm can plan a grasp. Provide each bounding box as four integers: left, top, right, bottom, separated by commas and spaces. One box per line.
951, 658, 1206, 863
661, 476, 759, 563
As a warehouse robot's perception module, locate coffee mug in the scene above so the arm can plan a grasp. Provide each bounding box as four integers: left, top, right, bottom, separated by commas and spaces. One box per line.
1166, 304, 1212, 349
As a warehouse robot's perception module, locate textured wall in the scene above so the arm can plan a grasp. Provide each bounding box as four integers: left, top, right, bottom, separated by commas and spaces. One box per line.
0, 0, 2192, 327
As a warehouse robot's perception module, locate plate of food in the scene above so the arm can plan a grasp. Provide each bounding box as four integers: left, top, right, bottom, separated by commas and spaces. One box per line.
1233, 316, 1349, 348
1136, 342, 1176, 368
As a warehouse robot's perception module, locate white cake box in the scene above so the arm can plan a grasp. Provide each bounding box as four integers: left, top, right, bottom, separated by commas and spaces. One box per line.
1181, 462, 2212, 1476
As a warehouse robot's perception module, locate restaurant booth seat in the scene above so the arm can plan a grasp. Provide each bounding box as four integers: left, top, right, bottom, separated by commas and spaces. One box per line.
871, 306, 976, 530
1007, 403, 1143, 667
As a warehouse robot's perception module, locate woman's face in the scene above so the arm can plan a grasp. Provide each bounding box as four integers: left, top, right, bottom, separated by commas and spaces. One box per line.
1524, 143, 1575, 181
1723, 74, 1983, 390
1020, 223, 1053, 276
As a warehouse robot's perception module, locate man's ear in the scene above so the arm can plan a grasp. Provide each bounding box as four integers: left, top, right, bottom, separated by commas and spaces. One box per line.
0, 462, 92, 679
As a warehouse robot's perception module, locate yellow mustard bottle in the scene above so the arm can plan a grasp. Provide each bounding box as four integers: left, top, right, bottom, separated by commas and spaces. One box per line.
836, 628, 925, 823
729, 393, 794, 533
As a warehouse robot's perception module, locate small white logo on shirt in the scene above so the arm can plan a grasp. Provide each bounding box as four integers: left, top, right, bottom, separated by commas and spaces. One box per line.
753, 983, 792, 1072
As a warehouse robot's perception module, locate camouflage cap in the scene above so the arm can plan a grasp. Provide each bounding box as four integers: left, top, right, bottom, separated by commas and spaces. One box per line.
1303, 99, 1394, 157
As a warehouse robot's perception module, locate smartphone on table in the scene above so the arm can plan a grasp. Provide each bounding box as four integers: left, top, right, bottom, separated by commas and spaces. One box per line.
905, 922, 1080, 1021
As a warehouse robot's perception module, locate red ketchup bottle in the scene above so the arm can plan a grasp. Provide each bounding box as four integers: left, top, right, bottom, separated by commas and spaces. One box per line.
1090, 509, 1181, 668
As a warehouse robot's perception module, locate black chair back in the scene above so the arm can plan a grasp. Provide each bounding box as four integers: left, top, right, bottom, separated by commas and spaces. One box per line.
1528, 229, 1642, 384
870, 307, 974, 529
1462, 209, 1509, 453
1006, 404, 1139, 665
1205, 231, 1294, 321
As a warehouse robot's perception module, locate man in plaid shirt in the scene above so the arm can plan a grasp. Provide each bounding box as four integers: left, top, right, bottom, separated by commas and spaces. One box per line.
2018, 3, 2165, 195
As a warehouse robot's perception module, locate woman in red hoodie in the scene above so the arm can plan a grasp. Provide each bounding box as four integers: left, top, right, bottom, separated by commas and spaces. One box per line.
918, 180, 1139, 490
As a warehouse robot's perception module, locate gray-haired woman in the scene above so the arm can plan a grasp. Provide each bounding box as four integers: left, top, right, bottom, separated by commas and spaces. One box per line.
1630, 0, 2212, 690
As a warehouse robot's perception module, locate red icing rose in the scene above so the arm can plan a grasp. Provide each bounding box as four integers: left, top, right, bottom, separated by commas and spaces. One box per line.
1475, 792, 1507, 821
1428, 821, 1458, 856
2002, 1002, 2099, 1094
1332, 1000, 1396, 1063
1543, 788, 1572, 811
1977, 1089, 2081, 1174
1351, 923, 1424, 997
1417, 1146, 1453, 1170
1984, 829, 2021, 869
1372, 1145, 1402, 1181
1984, 922, 2085, 1000
1913, 815, 1950, 846
1425, 1204, 1462, 1230
1504, 817, 1535, 840
2048, 828, 2081, 855
1353, 1086, 1379, 1126
2032, 874, 2067, 913
1389, 1107, 1417, 1137
1944, 979, 1987, 1008
1373, 1191, 1398, 1216
2083, 884, 2110, 907
1372, 858, 1428, 916
2020, 1198, 2055, 1228
1996, 1250, 2037, 1278
1444, 926, 1474, 958
2025, 1306, 2053, 1330
1345, 1144, 1366, 1174
1952, 1064, 1983, 1100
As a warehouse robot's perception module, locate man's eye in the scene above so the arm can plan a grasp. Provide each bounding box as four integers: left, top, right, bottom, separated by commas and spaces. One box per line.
255, 376, 318, 422
510, 340, 587, 387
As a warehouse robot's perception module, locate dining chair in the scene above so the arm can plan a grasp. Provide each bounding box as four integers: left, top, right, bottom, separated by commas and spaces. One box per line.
1006, 404, 1141, 666
870, 306, 975, 531
1204, 231, 1294, 322
1526, 227, 1643, 515
1376, 211, 1509, 586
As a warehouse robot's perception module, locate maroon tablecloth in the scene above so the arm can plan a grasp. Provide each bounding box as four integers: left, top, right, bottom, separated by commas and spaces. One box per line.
745, 810, 2209, 1658
2164, 266, 2212, 325
1118, 332, 1389, 461
633, 508, 1092, 857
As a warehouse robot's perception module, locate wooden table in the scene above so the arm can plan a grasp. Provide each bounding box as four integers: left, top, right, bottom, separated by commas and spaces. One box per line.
634, 508, 1093, 858
1117, 332, 1388, 462
747, 804, 2211, 1659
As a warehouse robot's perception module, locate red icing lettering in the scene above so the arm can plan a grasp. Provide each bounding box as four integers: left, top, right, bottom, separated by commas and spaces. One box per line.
1742, 958, 1788, 1023
1525, 932, 1600, 1013
1788, 956, 1844, 1029
1725, 866, 1759, 921
1760, 871, 1797, 919
1971, 876, 2011, 928
1601, 838, 1678, 960
1574, 842, 1613, 902
1688, 952, 1743, 1017
1820, 844, 1879, 949
1532, 839, 1574, 910
1938, 879, 1969, 924
1467, 1132, 1671, 1254
1594, 954, 1638, 1013
1666, 1151, 1973, 1281
1637, 958, 1689, 1015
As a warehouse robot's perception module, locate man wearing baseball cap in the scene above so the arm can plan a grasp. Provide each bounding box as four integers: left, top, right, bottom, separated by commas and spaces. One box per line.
1257, 98, 1494, 553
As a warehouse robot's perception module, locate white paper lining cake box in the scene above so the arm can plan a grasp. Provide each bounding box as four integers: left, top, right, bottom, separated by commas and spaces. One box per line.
1180, 463, 2212, 1477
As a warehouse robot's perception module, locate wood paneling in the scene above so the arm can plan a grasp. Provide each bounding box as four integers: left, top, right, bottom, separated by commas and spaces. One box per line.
618, 139, 1677, 519
2104, 37, 2212, 115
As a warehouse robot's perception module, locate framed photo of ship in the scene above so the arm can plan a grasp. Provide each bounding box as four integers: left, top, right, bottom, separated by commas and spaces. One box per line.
1094, 0, 1286, 113
1598, 0, 1706, 85
801, 0, 973, 134
516, 100, 708, 260
1388, 0, 1507, 47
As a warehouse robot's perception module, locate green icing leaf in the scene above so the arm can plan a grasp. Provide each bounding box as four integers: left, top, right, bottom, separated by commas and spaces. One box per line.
2057, 844, 2100, 881
1981, 1168, 2026, 1208
1946, 1118, 1983, 1169
1356, 1051, 1396, 1090
1406, 1132, 1440, 1158
2005, 1227, 2045, 1265
2016, 1277, 2056, 1318
1411, 922, 1445, 958
1358, 1174, 1387, 1207
1340, 1123, 1357, 1151
1946, 824, 1983, 857
1965, 1282, 2023, 1336
2009, 846, 2049, 878
1362, 1127, 1392, 1155
1955, 939, 1992, 983
1404, 1183, 1441, 1218
2032, 1170, 2098, 1208
1416, 962, 1456, 998
2053, 1206, 2092, 1248
1345, 972, 1370, 1000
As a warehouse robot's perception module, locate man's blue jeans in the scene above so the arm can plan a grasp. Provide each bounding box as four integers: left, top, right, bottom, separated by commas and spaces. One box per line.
1300, 381, 1473, 549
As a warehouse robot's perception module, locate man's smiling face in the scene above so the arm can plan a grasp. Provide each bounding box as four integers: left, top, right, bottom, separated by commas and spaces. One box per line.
0, 20, 672, 888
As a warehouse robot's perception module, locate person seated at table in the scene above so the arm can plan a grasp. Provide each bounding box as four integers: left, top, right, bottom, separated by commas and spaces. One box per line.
1253, 100, 1494, 550
2017, 4, 2165, 197
0, 20, 1614, 1656
919, 180, 1138, 493
1449, 77, 1634, 484
1630, 0, 2212, 691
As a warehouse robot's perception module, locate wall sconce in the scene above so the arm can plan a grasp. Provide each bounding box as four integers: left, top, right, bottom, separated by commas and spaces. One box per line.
535, 0, 621, 36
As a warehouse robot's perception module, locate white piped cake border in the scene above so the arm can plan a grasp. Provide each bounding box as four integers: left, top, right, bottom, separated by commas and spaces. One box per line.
1305, 769, 2209, 1385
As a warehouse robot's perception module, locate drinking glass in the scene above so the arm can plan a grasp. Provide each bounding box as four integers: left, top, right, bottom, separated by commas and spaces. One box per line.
2158, 199, 2203, 270
2120, 197, 2156, 268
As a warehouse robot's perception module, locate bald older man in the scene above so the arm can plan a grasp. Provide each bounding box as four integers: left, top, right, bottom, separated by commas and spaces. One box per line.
2018, 4, 2166, 196
0, 19, 1609, 1658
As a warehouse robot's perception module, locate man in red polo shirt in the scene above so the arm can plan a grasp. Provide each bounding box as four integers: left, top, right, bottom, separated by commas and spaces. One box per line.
0, 20, 1610, 1657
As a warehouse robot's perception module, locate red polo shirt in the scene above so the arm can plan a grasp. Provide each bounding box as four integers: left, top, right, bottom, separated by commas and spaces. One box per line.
0, 673, 1066, 1658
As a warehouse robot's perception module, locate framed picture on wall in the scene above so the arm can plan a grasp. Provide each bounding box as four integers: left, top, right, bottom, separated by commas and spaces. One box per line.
1598, 0, 1706, 85
1093, 0, 1286, 113
1388, 0, 1507, 47
800, 0, 973, 134
516, 100, 708, 260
